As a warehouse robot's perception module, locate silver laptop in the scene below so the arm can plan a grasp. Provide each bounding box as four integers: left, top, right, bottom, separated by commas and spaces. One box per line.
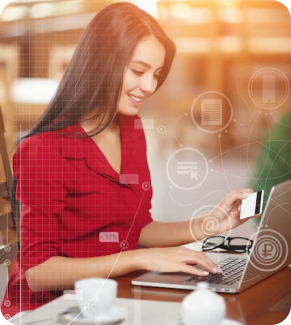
132, 179, 291, 293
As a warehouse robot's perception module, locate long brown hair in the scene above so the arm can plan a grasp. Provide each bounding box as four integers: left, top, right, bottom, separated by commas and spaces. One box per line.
18, 2, 176, 145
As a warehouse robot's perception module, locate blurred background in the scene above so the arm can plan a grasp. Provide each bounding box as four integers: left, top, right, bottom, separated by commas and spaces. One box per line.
0, 0, 290, 253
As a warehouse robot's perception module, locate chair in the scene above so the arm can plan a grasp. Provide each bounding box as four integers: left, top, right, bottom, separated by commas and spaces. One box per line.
0, 45, 19, 158
0, 106, 20, 278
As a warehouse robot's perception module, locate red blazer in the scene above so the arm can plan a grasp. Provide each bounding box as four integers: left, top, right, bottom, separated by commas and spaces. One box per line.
1, 114, 153, 318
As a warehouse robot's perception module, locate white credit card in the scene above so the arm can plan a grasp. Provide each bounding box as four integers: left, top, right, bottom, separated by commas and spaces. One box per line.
240, 190, 264, 220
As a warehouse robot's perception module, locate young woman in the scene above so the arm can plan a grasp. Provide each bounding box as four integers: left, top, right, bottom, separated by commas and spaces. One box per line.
1, 2, 257, 320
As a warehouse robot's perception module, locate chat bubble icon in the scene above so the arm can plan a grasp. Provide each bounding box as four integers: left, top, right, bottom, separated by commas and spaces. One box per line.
99, 232, 119, 243
119, 174, 139, 184
134, 119, 154, 130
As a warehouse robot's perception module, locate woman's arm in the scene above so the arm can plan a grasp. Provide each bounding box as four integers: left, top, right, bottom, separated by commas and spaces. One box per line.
26, 250, 140, 292
138, 189, 259, 248
137, 217, 218, 248
137, 220, 194, 248
27, 246, 220, 292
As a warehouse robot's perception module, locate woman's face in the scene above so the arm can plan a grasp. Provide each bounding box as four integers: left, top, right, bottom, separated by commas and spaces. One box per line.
117, 36, 166, 116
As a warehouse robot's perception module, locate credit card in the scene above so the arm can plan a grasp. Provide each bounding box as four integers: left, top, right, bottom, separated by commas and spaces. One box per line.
240, 190, 264, 220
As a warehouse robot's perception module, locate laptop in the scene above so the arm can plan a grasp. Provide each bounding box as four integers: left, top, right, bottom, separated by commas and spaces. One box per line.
132, 179, 291, 293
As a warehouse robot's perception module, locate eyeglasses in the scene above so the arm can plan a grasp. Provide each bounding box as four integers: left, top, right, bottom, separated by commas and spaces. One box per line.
202, 236, 254, 254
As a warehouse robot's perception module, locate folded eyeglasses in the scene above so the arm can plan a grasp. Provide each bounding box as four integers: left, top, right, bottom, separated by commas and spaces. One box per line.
202, 236, 254, 254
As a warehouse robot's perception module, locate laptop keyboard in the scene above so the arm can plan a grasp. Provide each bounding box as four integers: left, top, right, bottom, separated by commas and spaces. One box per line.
186, 257, 247, 286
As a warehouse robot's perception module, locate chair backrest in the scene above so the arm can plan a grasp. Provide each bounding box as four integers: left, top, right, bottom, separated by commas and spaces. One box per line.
0, 106, 20, 276
0, 45, 19, 159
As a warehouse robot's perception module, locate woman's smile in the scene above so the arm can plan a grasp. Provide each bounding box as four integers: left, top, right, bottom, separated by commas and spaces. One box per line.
127, 93, 145, 107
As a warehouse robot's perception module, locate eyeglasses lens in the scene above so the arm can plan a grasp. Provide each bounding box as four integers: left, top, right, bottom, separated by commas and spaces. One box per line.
204, 237, 224, 250
229, 238, 252, 252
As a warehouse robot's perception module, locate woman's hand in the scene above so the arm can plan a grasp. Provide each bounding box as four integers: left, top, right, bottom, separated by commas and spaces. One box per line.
189, 189, 260, 241
135, 246, 222, 276
211, 189, 260, 234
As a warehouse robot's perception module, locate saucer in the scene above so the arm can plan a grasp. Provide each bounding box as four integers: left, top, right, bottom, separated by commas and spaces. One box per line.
166, 318, 243, 325
58, 305, 126, 325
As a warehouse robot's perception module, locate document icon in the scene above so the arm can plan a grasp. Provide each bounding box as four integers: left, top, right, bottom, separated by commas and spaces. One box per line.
177, 161, 199, 181
201, 99, 222, 125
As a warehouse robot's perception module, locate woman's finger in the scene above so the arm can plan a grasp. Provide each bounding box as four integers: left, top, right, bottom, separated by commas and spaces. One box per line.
223, 190, 253, 208
177, 251, 220, 273
180, 249, 219, 269
176, 248, 221, 273
182, 255, 221, 274
194, 251, 220, 270
241, 188, 254, 194
180, 264, 211, 276
245, 213, 261, 219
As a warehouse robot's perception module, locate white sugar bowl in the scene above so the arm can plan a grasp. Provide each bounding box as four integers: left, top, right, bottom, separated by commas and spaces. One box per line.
182, 282, 226, 325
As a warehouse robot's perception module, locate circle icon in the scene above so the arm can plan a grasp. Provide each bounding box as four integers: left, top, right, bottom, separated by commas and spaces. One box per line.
120, 240, 129, 250
4, 259, 11, 267
191, 91, 233, 134
85, 299, 93, 309
142, 181, 151, 191
249, 229, 288, 272
166, 148, 209, 190
157, 125, 166, 134
4, 300, 11, 307
189, 205, 232, 246
248, 68, 290, 110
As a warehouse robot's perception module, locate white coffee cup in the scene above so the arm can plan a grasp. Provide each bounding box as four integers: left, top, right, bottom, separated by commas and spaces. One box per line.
182, 282, 226, 325
75, 278, 117, 320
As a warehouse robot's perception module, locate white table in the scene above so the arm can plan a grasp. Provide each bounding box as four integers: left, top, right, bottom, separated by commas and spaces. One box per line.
12, 294, 182, 325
